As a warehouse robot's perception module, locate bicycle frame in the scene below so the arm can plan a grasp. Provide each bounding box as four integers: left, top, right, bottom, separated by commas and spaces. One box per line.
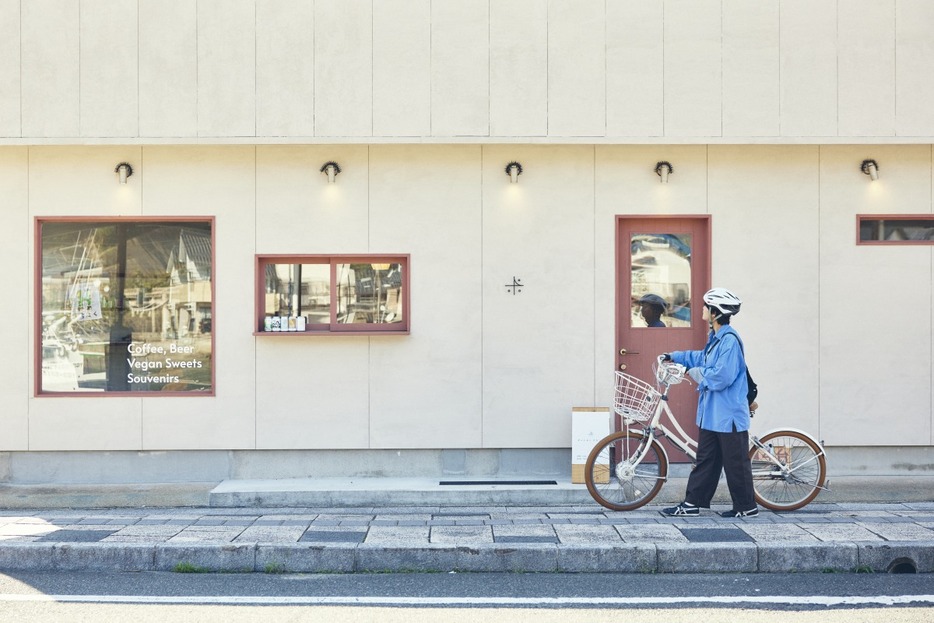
622, 380, 827, 484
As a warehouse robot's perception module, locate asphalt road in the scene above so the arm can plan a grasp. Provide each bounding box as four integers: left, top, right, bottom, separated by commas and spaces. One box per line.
0, 570, 932, 622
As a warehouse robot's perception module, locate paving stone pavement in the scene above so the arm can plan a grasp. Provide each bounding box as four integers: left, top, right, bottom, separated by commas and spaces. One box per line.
0, 502, 932, 574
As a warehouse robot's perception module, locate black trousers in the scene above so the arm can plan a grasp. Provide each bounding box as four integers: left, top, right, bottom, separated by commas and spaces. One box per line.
684, 427, 756, 511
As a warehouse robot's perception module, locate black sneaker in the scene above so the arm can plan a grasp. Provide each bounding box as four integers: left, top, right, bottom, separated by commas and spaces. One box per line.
661, 502, 700, 517
719, 507, 759, 518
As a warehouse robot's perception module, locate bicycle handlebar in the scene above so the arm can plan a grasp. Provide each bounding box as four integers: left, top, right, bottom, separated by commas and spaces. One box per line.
654, 355, 687, 386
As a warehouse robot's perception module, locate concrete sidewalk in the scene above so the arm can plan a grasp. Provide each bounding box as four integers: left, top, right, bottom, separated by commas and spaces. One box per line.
0, 501, 932, 574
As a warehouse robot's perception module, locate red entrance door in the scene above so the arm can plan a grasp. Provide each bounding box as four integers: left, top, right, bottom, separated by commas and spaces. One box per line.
616, 216, 711, 460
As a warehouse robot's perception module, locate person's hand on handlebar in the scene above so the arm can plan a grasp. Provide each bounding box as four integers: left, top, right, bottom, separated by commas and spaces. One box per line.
660, 353, 672, 362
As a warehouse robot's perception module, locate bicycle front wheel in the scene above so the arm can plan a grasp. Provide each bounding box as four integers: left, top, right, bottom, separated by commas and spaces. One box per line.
750, 430, 827, 511
584, 430, 668, 512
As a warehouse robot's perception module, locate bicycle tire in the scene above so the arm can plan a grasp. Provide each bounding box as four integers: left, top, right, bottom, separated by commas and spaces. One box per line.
750, 429, 827, 511
584, 430, 668, 512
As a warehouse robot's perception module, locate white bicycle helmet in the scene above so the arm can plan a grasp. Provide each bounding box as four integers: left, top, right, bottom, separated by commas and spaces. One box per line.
703, 287, 741, 317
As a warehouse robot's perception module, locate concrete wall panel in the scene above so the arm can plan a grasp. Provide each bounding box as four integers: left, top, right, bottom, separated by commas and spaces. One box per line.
547, 0, 605, 137
819, 145, 932, 445
21, 0, 78, 138
0, 0, 21, 137
80, 0, 139, 138
490, 0, 547, 137
895, 0, 934, 136
722, 0, 779, 137
780, 0, 837, 137
606, 1, 662, 137
198, 0, 255, 138
431, 1, 489, 137
6, 2, 934, 141
367, 145, 483, 447
139, 0, 198, 138
664, 0, 722, 138
481, 145, 595, 447
0, 148, 29, 450
256, 0, 315, 137
256, 338, 371, 449
373, 0, 431, 137
315, 0, 372, 137
256, 146, 369, 253
839, 0, 895, 137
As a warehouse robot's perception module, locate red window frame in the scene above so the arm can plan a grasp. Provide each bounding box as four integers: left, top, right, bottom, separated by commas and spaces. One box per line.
35, 216, 216, 397
254, 254, 410, 335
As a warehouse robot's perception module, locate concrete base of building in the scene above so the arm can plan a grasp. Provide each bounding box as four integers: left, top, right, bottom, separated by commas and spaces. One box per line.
1, 445, 931, 509
0, 474, 930, 509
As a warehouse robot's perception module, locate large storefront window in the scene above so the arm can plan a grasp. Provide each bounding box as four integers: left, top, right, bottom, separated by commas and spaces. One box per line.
38, 219, 214, 394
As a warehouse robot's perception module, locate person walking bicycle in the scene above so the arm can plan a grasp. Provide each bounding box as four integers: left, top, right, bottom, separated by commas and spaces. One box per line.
661, 287, 758, 518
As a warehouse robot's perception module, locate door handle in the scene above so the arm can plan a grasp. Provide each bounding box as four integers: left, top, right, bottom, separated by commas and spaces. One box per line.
619, 348, 639, 356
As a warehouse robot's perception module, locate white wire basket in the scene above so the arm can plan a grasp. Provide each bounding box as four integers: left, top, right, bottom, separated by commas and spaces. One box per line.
613, 371, 661, 423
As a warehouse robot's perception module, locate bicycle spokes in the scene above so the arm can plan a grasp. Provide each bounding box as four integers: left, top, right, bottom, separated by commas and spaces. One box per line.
584, 430, 668, 512
750, 431, 827, 511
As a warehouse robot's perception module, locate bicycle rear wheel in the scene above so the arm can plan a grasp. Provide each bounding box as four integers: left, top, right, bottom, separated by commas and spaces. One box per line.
750, 429, 827, 511
584, 430, 668, 512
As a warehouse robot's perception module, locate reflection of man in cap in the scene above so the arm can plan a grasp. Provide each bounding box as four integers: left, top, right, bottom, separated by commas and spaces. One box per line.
638, 294, 668, 328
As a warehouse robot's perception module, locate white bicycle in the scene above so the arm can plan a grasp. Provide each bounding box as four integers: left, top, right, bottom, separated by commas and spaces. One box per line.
585, 357, 828, 512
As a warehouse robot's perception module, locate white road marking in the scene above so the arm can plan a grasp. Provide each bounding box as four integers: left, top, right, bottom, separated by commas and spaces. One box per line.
0, 594, 932, 606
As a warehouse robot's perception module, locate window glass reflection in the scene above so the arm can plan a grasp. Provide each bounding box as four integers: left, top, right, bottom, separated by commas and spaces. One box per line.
40, 221, 213, 393
264, 263, 331, 326
859, 217, 934, 243
336, 263, 404, 325
631, 233, 692, 328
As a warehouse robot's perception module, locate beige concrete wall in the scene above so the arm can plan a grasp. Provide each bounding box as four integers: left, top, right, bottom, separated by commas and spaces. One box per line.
4, 0, 934, 142
0, 147, 29, 451
7, 144, 933, 452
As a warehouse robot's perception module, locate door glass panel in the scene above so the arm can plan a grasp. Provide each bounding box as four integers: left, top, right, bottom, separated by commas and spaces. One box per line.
336, 262, 405, 325
630, 233, 692, 328
264, 263, 331, 326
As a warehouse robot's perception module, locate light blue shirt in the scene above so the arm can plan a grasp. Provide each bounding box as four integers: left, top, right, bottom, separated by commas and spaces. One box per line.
669, 326, 750, 433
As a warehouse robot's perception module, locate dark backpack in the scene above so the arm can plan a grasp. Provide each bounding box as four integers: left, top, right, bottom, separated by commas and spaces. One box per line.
744, 367, 758, 406
723, 333, 757, 406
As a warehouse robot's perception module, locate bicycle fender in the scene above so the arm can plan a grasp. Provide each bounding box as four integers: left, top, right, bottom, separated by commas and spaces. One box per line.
757, 427, 825, 450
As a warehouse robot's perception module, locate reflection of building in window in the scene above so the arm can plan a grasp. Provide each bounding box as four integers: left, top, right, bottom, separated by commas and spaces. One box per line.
39, 221, 213, 393
630, 234, 692, 328
164, 229, 213, 339
338, 263, 404, 324
859, 217, 934, 243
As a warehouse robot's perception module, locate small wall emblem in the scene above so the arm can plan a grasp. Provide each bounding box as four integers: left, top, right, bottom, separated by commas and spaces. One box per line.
506, 277, 524, 295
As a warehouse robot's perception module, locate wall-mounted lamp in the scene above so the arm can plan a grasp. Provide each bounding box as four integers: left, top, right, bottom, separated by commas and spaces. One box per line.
861, 159, 879, 181
505, 161, 523, 184
655, 161, 673, 184
114, 162, 133, 184
320, 161, 341, 183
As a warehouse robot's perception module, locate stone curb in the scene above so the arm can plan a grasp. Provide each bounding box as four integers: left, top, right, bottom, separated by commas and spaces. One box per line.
0, 541, 931, 574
